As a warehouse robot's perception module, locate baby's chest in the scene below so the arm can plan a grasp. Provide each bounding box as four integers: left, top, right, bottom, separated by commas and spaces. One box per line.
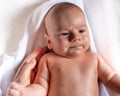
49, 59, 98, 79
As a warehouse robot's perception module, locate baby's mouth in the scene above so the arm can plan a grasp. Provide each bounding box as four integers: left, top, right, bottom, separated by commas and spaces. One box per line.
70, 45, 84, 49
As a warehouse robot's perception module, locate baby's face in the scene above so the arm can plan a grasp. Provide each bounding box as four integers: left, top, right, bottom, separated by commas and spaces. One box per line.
45, 4, 90, 58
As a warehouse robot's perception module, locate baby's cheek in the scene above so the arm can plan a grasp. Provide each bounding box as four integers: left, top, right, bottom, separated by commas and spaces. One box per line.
63, 46, 68, 51
82, 36, 88, 42
82, 36, 90, 47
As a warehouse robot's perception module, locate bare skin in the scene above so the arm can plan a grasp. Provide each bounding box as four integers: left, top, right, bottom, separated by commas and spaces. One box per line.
6, 3, 120, 96
37, 52, 99, 96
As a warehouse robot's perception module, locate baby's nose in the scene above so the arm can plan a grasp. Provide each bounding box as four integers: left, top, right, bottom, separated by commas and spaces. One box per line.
70, 33, 80, 42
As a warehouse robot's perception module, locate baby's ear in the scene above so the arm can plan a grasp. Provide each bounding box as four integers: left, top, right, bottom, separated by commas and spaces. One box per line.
45, 34, 52, 49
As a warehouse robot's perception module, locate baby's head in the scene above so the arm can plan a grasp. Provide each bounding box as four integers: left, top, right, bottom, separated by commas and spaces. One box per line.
44, 3, 90, 58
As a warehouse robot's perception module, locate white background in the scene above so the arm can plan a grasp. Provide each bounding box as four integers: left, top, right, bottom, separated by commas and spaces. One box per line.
0, 0, 46, 55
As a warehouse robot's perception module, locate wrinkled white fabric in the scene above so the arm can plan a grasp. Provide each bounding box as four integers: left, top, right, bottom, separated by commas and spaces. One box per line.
0, 0, 110, 96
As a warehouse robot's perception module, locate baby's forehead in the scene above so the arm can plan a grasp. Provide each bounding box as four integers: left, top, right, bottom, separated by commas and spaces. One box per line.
44, 3, 84, 34
51, 3, 83, 15
45, 3, 83, 22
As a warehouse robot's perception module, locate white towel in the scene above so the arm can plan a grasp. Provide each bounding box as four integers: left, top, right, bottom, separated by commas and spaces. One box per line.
0, 0, 109, 96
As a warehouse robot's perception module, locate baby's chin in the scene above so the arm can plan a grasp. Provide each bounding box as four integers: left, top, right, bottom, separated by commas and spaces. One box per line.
58, 50, 85, 59
67, 51, 85, 58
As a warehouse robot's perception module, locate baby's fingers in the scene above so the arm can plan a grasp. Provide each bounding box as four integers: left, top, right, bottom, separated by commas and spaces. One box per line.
8, 89, 20, 96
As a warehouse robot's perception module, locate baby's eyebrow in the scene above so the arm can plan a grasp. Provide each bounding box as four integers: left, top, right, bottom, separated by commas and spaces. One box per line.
56, 26, 68, 32
76, 24, 87, 28
56, 24, 87, 32
57, 29, 68, 33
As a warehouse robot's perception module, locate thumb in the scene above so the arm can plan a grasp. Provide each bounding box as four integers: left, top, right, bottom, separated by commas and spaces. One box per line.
14, 59, 36, 86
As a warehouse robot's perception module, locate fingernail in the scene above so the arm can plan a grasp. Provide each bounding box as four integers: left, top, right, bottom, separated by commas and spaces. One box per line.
30, 59, 36, 65
26, 58, 31, 63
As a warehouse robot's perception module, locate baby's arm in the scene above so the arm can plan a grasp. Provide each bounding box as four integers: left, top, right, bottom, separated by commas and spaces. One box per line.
31, 56, 50, 96
97, 54, 120, 94
26, 55, 50, 96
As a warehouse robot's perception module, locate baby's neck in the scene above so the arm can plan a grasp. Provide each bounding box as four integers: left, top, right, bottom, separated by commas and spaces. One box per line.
67, 53, 86, 60
54, 51, 87, 60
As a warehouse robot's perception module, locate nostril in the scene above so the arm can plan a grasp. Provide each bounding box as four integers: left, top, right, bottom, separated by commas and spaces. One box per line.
71, 36, 80, 42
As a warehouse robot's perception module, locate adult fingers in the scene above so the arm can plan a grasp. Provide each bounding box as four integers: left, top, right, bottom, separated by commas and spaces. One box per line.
24, 47, 48, 63
14, 59, 36, 86
14, 47, 48, 86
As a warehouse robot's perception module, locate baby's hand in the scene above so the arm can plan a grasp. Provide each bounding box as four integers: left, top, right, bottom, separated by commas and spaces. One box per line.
6, 82, 24, 96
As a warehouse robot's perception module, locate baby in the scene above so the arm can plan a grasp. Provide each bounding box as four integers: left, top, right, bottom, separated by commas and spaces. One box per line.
6, 3, 120, 96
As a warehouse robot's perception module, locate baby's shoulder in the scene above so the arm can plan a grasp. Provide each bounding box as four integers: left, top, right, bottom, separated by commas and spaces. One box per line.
40, 52, 58, 61
37, 52, 53, 65
85, 52, 100, 63
85, 52, 99, 66
86, 51, 98, 58
86, 52, 105, 65
42, 52, 56, 58
40, 52, 60, 66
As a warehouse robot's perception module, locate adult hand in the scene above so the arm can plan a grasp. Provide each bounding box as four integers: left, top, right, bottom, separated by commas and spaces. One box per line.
14, 47, 48, 86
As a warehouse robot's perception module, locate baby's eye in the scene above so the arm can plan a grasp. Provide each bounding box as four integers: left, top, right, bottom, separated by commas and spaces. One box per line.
79, 30, 85, 33
61, 32, 69, 36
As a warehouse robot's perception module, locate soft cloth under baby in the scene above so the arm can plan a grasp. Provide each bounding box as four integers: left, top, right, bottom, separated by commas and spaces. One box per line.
0, 0, 113, 96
